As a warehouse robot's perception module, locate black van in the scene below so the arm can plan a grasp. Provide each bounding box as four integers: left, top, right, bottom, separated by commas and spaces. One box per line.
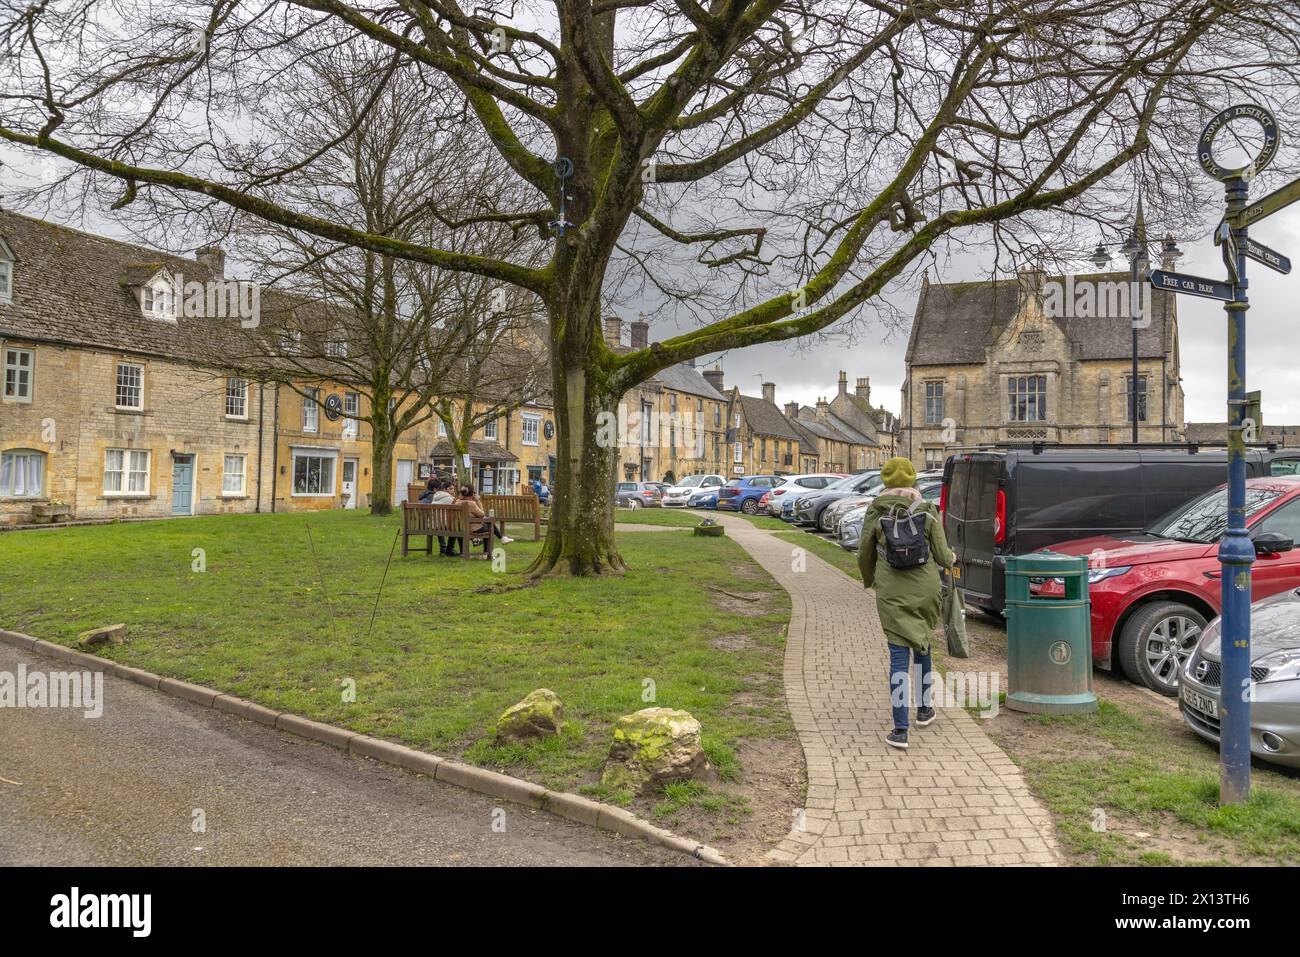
941, 446, 1300, 614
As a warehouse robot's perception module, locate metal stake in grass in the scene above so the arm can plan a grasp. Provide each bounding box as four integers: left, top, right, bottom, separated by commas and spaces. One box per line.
365, 528, 402, 643
304, 522, 338, 644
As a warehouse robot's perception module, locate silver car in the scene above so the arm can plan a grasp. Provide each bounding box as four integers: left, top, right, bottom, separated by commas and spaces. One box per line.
839, 479, 943, 551
1180, 587, 1300, 769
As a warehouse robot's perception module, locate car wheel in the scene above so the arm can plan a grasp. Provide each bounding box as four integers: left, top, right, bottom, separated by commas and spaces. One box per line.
627, 498, 642, 510
1116, 601, 1206, 695
741, 499, 759, 515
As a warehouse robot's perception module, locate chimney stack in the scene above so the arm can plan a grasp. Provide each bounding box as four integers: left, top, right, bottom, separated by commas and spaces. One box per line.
815, 397, 829, 421
196, 245, 225, 279
856, 377, 871, 402
629, 318, 649, 350
761, 382, 776, 405
784, 401, 800, 419
838, 371, 848, 397
703, 366, 724, 394
602, 316, 623, 348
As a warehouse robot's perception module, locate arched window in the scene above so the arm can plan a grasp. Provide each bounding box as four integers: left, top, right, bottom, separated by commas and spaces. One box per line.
0, 449, 46, 498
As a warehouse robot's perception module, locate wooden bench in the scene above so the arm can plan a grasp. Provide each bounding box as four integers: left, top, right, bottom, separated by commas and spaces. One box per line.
401, 502, 495, 560
480, 493, 543, 541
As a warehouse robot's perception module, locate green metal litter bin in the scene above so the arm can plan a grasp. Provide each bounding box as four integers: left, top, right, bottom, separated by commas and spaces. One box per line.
1005, 551, 1098, 715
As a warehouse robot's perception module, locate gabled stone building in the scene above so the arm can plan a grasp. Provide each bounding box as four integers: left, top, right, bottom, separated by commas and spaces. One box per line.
900, 264, 1184, 470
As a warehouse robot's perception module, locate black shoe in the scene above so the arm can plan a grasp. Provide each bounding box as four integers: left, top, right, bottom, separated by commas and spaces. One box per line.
885, 728, 909, 750
915, 707, 936, 727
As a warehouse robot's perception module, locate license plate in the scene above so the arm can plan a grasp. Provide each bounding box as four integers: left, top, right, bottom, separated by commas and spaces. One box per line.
1182, 684, 1219, 718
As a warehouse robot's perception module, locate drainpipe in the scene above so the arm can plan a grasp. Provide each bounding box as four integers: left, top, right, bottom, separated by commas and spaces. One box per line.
255, 382, 265, 512
270, 383, 280, 513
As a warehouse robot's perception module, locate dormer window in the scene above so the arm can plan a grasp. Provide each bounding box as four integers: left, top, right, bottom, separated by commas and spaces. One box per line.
0, 238, 13, 304
279, 329, 301, 354
141, 276, 176, 321
326, 339, 348, 358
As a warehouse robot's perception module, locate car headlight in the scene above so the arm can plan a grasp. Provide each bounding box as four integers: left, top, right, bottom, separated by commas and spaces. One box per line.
1256, 648, 1300, 683
1086, 565, 1131, 585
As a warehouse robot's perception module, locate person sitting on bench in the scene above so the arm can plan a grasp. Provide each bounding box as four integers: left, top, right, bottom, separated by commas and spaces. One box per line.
456, 484, 513, 546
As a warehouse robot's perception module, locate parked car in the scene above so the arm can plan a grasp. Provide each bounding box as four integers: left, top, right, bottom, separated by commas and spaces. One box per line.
1180, 587, 1300, 769
717, 475, 782, 514
1040, 476, 1300, 694
614, 481, 664, 509
764, 473, 848, 515
780, 494, 801, 521
839, 477, 943, 551
660, 473, 725, 507
941, 446, 1300, 616
686, 487, 719, 509
793, 471, 882, 529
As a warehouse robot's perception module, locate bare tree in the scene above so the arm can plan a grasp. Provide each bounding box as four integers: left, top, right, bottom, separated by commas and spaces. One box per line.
3, 1, 1298, 573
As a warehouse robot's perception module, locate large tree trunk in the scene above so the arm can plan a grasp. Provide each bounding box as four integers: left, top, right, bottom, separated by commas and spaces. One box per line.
526, 302, 625, 577
370, 427, 395, 516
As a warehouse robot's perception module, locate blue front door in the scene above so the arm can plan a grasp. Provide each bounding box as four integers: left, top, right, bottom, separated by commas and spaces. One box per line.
172, 456, 193, 515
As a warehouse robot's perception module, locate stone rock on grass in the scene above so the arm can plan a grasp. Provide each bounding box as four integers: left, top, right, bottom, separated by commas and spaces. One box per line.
496, 688, 565, 740
601, 707, 708, 794
77, 624, 128, 649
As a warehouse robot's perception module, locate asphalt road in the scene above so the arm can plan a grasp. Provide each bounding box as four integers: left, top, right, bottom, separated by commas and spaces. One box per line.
0, 643, 691, 867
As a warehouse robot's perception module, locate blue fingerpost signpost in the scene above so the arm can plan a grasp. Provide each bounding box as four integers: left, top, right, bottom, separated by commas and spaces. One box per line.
1161, 102, 1295, 804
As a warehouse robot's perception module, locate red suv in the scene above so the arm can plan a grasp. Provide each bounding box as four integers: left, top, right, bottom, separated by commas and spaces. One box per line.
1040, 477, 1300, 695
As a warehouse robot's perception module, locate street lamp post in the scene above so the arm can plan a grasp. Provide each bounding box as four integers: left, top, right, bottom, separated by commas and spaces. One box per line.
1091, 204, 1179, 444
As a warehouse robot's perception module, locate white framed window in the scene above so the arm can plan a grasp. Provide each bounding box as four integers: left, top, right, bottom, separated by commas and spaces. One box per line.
303, 388, 319, 433
343, 392, 360, 439
483, 416, 497, 440
522, 413, 540, 446
291, 451, 336, 496
0, 449, 45, 498
0, 256, 12, 303
438, 418, 448, 437
222, 454, 246, 495
225, 377, 247, 418
325, 339, 348, 358
4, 348, 33, 402
141, 278, 176, 320
734, 441, 743, 464
104, 448, 150, 495
115, 362, 143, 410
279, 328, 301, 354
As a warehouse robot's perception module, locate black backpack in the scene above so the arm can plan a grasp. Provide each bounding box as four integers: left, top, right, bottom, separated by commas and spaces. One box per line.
878, 501, 930, 570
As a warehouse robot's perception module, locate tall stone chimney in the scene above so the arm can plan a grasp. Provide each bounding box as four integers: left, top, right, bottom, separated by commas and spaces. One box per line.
703, 366, 724, 393
784, 401, 800, 419
196, 245, 225, 278
856, 377, 871, 402
602, 316, 623, 347
815, 397, 830, 421
629, 318, 649, 349
838, 370, 848, 397
761, 382, 776, 405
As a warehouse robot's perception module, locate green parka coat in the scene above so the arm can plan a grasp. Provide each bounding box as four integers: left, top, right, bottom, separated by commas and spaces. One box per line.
856, 490, 956, 654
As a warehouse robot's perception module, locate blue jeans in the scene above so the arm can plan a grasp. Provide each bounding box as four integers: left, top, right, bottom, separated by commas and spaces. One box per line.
888, 643, 933, 731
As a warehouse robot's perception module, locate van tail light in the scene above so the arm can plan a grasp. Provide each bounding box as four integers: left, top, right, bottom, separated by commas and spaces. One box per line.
994, 489, 1006, 545
939, 483, 949, 516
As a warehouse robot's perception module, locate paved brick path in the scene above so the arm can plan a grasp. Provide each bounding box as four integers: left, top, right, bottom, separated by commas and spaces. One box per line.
712, 514, 1061, 866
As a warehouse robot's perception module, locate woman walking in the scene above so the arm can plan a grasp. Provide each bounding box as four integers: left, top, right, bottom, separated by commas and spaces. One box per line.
857, 457, 955, 750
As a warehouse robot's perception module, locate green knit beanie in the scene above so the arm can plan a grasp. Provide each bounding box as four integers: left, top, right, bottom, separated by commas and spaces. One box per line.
880, 457, 917, 488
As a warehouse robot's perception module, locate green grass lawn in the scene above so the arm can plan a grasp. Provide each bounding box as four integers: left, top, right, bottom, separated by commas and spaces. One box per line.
612, 507, 702, 527
982, 697, 1300, 866
0, 511, 794, 828
774, 530, 860, 577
